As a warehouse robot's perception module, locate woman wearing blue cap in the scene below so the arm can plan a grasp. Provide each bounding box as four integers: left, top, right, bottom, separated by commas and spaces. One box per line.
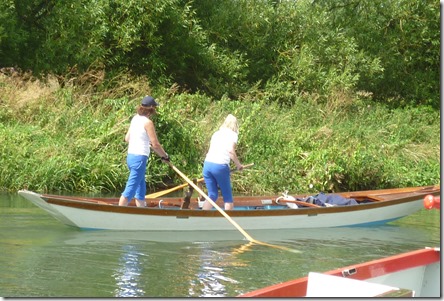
119, 95, 170, 207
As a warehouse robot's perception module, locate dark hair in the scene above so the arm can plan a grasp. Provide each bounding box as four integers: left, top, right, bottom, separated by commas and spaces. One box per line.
137, 105, 156, 116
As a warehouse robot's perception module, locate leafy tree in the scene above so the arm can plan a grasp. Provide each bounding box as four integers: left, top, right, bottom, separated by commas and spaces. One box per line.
313, 0, 440, 108
192, 0, 281, 85
0, 0, 439, 108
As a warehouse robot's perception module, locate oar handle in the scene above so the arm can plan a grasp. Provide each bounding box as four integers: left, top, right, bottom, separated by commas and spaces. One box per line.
277, 199, 321, 208
145, 178, 205, 199
145, 163, 254, 199
238, 163, 254, 170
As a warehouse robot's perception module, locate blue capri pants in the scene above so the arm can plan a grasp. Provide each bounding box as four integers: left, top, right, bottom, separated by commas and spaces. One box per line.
121, 154, 148, 201
202, 161, 233, 203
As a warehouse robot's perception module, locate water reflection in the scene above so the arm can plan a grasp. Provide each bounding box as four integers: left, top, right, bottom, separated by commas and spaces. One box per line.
61, 224, 431, 245
113, 245, 146, 297
2, 191, 440, 297
188, 242, 245, 297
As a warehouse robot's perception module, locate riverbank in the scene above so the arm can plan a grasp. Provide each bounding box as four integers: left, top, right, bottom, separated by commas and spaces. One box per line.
0, 73, 439, 194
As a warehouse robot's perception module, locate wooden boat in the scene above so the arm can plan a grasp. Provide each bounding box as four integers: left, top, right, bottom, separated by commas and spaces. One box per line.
18, 185, 439, 231
238, 247, 440, 297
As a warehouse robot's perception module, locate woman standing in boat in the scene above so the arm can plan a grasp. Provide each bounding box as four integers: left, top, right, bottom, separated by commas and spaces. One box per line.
119, 95, 169, 207
202, 114, 245, 210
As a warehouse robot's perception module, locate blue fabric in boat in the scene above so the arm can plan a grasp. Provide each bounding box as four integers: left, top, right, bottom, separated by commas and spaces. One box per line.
299, 192, 358, 207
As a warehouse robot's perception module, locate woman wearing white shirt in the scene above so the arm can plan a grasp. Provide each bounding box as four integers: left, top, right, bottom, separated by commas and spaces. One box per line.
118, 95, 169, 207
202, 114, 245, 210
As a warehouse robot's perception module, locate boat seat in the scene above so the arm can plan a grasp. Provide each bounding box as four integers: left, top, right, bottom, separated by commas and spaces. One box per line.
305, 272, 414, 297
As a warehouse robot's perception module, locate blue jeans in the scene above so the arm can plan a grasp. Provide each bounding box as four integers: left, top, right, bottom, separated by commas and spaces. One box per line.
203, 161, 233, 203
122, 154, 148, 201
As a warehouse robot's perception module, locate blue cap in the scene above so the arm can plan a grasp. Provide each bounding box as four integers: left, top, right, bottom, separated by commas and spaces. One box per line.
141, 95, 158, 107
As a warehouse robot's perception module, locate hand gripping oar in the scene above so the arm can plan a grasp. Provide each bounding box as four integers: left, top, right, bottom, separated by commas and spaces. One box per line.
167, 162, 299, 253
146, 163, 254, 199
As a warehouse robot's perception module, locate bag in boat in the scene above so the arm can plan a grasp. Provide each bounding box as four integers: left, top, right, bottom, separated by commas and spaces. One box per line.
300, 192, 358, 207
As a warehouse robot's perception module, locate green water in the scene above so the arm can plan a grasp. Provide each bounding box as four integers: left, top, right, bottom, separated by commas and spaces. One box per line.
0, 192, 441, 297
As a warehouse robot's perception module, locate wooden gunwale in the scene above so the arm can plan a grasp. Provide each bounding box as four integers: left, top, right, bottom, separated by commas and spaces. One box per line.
325, 247, 440, 280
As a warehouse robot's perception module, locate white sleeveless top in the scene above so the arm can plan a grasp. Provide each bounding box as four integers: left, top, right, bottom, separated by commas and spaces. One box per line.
205, 128, 238, 165
127, 114, 151, 156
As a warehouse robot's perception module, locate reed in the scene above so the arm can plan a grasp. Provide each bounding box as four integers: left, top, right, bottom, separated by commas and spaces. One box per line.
0, 72, 439, 194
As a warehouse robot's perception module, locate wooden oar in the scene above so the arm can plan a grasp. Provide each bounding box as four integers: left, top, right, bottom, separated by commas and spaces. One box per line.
146, 179, 204, 199
146, 163, 255, 199
277, 199, 321, 208
168, 162, 300, 253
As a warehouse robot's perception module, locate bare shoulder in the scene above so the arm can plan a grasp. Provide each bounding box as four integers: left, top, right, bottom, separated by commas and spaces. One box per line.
144, 118, 156, 132
144, 118, 154, 126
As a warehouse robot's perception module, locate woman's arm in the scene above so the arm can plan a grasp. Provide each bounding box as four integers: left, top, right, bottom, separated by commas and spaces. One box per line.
228, 142, 243, 170
124, 128, 130, 143
144, 119, 168, 159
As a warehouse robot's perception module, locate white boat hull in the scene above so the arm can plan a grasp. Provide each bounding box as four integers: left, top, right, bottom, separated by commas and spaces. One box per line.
19, 190, 425, 231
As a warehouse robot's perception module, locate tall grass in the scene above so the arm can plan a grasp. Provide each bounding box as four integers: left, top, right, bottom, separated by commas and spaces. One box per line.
0, 72, 440, 194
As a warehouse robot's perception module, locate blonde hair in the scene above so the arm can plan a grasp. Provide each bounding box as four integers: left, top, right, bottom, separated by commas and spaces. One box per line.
220, 114, 239, 134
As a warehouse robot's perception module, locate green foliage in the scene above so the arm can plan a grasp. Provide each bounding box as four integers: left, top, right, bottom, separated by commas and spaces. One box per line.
0, 72, 440, 193
0, 0, 438, 107
193, 0, 279, 84
313, 0, 440, 108
0, 0, 439, 194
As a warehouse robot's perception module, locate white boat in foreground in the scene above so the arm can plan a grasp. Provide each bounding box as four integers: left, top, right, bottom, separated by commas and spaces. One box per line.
238, 247, 440, 297
17, 185, 439, 231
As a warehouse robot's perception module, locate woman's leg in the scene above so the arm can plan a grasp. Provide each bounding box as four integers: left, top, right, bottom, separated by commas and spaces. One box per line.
212, 164, 233, 210
134, 156, 148, 207
204, 162, 233, 210
202, 161, 219, 210
120, 155, 147, 206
